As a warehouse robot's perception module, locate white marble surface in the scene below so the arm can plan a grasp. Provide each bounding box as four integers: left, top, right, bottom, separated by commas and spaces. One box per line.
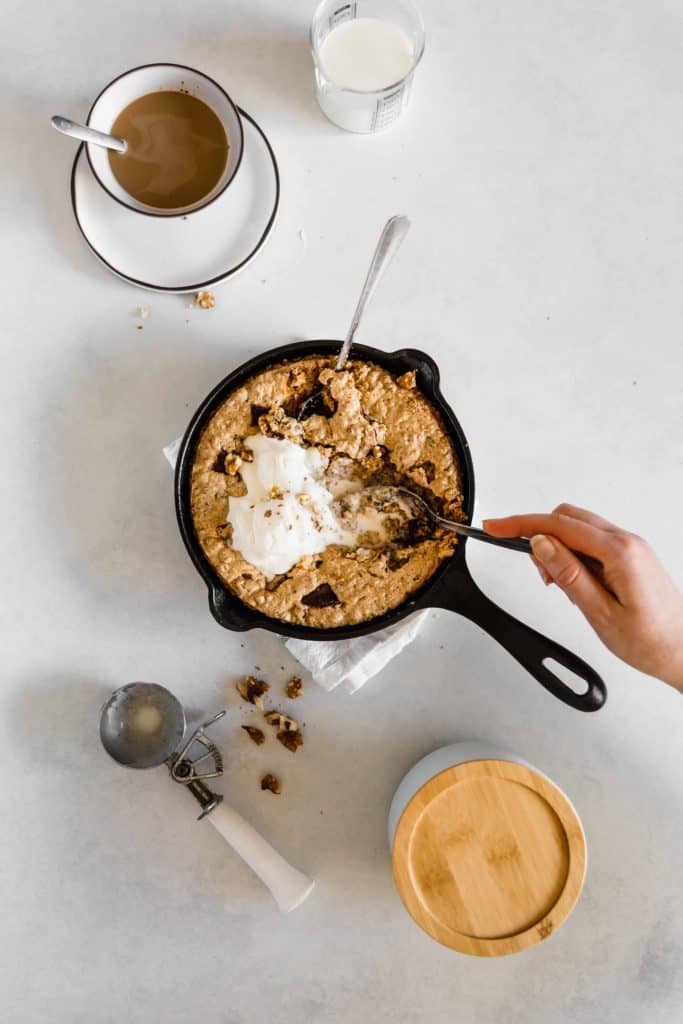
3, 1, 683, 1021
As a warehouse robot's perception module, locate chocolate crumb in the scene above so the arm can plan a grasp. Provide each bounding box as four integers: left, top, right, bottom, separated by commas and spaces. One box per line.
264, 710, 299, 733
261, 773, 281, 795
241, 725, 265, 746
277, 729, 303, 753
236, 676, 270, 710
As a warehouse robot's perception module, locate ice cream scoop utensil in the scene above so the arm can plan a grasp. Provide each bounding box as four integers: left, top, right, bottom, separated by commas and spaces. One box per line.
99, 682, 314, 912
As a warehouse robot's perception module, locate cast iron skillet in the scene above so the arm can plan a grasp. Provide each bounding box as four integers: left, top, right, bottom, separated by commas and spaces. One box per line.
175, 340, 607, 712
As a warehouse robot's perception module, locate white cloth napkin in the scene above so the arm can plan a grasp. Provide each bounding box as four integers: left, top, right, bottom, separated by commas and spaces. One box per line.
164, 438, 428, 692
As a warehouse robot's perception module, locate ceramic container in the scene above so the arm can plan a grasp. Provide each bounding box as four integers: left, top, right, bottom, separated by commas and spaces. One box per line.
388, 742, 587, 956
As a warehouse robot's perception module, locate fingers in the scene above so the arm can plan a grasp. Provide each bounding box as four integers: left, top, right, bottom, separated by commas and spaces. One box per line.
551, 503, 619, 532
530, 534, 614, 623
483, 513, 615, 560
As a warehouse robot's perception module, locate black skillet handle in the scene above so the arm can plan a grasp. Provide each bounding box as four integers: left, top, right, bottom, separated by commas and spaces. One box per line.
435, 570, 607, 712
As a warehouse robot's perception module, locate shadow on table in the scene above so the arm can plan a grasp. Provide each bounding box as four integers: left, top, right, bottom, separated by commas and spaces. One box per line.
0, 84, 100, 277
11, 673, 112, 775
46, 332, 273, 609
182, 32, 335, 135
0, 28, 334, 279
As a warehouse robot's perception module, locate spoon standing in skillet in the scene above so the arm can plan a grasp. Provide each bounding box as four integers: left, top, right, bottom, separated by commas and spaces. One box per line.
298, 214, 410, 420
366, 485, 611, 586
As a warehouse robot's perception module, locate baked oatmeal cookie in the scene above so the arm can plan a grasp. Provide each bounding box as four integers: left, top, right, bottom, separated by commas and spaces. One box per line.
190, 356, 464, 627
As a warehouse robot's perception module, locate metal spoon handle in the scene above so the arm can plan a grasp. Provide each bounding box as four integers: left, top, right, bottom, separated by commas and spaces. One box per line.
436, 516, 610, 587
436, 518, 533, 553
336, 214, 411, 371
51, 115, 127, 154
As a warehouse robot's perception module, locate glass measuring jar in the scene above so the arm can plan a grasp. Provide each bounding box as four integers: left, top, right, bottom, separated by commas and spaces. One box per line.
310, 0, 425, 133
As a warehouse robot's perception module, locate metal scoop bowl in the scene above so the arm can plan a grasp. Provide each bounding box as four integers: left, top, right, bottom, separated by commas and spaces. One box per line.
99, 682, 314, 912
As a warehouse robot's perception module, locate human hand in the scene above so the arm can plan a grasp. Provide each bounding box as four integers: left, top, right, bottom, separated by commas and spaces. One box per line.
483, 504, 683, 691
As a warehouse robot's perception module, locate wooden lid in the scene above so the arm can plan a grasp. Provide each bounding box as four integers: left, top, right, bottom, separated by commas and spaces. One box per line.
392, 759, 586, 957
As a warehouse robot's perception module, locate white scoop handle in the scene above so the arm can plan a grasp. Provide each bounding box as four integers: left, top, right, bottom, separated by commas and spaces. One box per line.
206, 801, 314, 913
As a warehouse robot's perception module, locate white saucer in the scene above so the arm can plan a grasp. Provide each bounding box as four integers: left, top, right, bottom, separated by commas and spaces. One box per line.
71, 107, 279, 293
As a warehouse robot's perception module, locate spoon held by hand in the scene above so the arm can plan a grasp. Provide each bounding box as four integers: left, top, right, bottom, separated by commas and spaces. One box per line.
369, 485, 611, 586
368, 486, 533, 553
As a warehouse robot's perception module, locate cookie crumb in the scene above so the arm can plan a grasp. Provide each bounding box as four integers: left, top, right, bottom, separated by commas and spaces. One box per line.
396, 370, 416, 390
285, 676, 303, 699
241, 725, 265, 746
264, 710, 299, 733
225, 453, 242, 476
236, 676, 270, 710
137, 306, 150, 319
277, 729, 303, 753
196, 291, 216, 309
261, 773, 281, 795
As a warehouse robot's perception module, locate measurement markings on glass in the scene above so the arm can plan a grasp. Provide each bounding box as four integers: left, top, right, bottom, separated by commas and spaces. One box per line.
371, 85, 405, 130
329, 2, 357, 29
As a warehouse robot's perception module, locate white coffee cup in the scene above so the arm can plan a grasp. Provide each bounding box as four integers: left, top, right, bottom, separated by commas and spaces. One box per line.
85, 62, 244, 218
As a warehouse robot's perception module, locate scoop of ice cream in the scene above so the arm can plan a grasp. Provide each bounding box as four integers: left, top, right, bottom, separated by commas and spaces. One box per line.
227, 435, 352, 577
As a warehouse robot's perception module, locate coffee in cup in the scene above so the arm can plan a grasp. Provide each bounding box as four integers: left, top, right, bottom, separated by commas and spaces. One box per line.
108, 91, 229, 211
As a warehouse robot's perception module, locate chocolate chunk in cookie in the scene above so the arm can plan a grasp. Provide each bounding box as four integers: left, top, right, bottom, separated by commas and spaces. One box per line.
211, 448, 228, 473
301, 583, 340, 608
250, 404, 270, 426
297, 389, 337, 420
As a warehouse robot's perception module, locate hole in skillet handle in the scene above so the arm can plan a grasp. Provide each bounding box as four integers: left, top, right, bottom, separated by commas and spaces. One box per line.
429, 566, 607, 711
533, 648, 607, 711
542, 657, 591, 697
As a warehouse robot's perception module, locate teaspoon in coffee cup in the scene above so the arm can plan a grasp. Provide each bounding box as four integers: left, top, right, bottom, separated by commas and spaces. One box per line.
298, 214, 410, 420
51, 115, 127, 154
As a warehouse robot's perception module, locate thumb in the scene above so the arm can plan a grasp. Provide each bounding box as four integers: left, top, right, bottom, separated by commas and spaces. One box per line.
531, 534, 610, 621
